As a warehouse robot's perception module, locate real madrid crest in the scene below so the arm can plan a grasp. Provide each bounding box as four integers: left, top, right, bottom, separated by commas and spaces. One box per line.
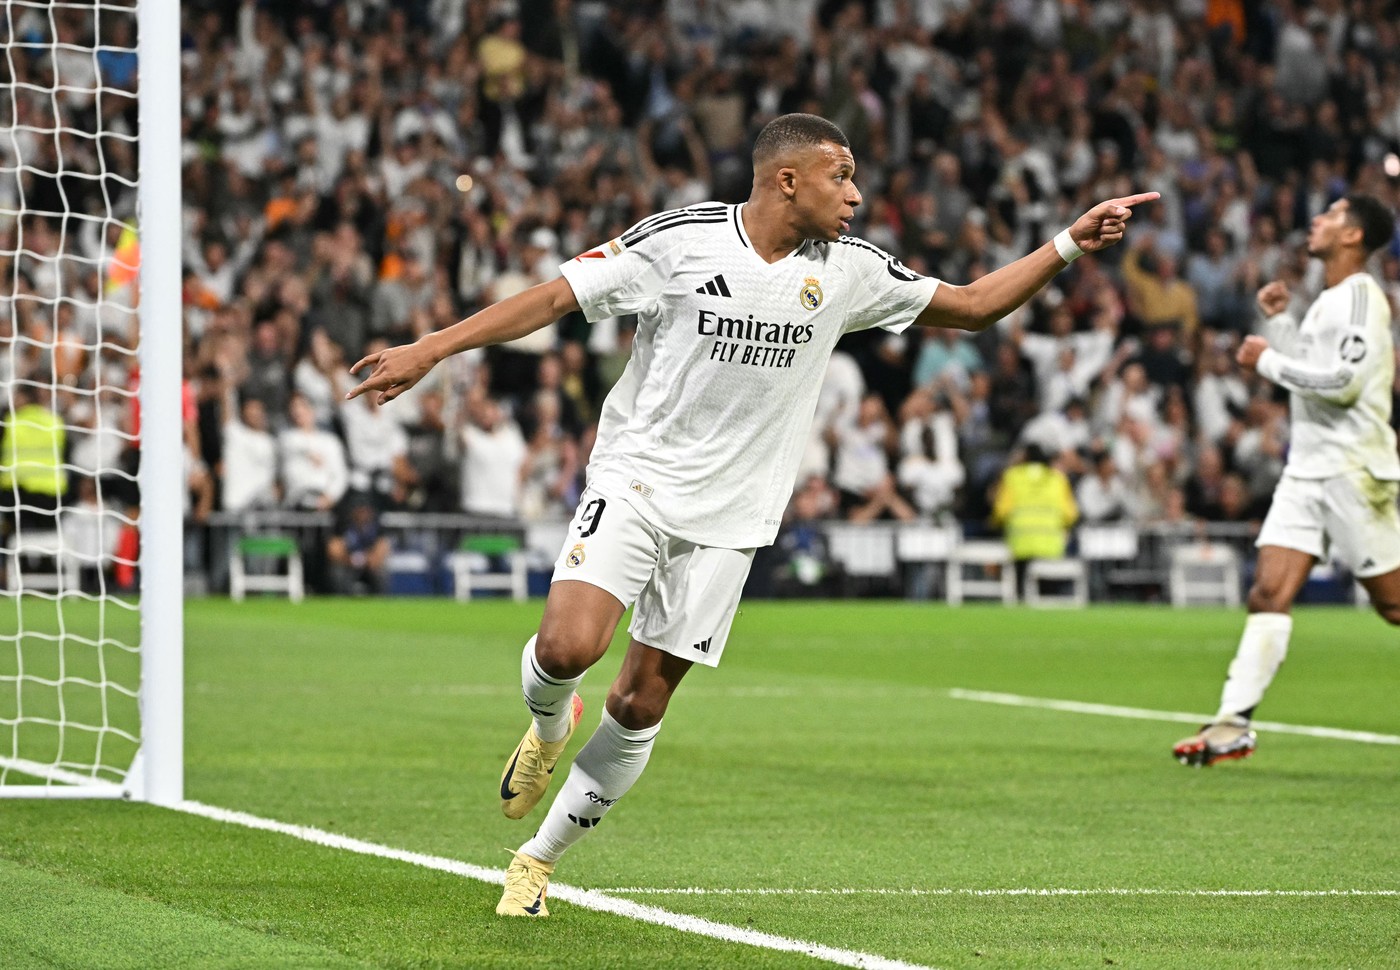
800, 277, 823, 311
566, 543, 586, 568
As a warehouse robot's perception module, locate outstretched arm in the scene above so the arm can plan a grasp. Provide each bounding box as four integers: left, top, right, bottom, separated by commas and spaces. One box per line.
915, 192, 1159, 332
1238, 335, 1366, 407
346, 276, 581, 405
1239, 280, 1379, 407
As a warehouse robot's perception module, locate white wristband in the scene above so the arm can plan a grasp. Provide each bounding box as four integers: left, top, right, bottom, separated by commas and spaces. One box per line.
1053, 228, 1084, 263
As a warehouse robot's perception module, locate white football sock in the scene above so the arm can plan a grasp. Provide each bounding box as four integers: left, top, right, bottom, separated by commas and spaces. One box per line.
521, 636, 583, 743
1216, 612, 1293, 721
519, 709, 659, 863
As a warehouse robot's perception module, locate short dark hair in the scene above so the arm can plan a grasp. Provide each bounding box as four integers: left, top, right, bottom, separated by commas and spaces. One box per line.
752, 113, 849, 168
1344, 193, 1395, 254
1022, 442, 1050, 465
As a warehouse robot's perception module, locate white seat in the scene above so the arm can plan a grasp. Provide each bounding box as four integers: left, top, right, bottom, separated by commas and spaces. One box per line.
386, 548, 433, 594
824, 523, 897, 578
451, 534, 528, 601
895, 523, 961, 563
387, 549, 431, 573
3, 530, 75, 592
1168, 543, 1240, 607
947, 539, 1015, 605
1024, 558, 1088, 607
1077, 523, 1141, 602
895, 522, 961, 600
524, 520, 570, 571
229, 534, 304, 603
1078, 524, 1139, 561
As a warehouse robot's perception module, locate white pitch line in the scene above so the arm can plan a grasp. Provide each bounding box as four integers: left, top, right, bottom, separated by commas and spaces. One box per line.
172, 800, 936, 970
0, 757, 130, 797
945, 689, 1400, 746
599, 887, 1400, 898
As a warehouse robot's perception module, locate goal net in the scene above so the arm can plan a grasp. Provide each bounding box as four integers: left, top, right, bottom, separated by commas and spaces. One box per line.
1, 0, 182, 801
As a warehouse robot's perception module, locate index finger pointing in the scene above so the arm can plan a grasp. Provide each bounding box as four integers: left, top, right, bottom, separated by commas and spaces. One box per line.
1110, 192, 1161, 208
349, 353, 380, 373
345, 371, 396, 400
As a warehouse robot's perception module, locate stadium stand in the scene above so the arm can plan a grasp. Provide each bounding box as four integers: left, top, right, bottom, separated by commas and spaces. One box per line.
5, 0, 1400, 602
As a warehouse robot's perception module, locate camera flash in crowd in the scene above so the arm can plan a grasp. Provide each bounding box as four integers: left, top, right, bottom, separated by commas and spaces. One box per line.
455, 174, 474, 192
1384, 153, 1400, 178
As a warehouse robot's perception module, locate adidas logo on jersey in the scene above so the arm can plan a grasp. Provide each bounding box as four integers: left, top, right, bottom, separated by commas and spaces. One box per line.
695, 274, 732, 297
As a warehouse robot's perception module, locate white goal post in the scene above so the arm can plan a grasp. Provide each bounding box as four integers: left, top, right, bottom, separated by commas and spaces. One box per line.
0, 0, 182, 802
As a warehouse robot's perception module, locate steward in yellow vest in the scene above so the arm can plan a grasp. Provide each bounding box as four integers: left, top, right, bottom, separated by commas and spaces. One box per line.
991, 445, 1078, 562
1, 388, 69, 508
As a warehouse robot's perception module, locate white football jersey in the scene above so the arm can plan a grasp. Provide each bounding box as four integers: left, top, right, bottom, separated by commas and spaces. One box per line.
1256, 272, 1400, 480
559, 202, 940, 547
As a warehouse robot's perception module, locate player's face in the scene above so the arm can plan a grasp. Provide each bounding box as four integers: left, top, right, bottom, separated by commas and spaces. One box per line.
1306, 199, 1357, 258
797, 142, 861, 241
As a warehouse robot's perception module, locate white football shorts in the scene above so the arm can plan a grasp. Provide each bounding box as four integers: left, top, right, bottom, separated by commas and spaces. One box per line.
551, 486, 755, 667
1256, 471, 1400, 577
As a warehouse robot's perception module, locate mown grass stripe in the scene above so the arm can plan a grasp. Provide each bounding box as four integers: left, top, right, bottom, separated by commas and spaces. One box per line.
173, 800, 937, 970
945, 689, 1400, 745
598, 887, 1400, 898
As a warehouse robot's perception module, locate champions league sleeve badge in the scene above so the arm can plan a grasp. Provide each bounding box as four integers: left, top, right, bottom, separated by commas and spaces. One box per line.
573, 238, 624, 261
800, 277, 823, 310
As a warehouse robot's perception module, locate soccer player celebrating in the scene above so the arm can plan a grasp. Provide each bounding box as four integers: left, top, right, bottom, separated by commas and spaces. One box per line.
1173, 194, 1400, 767
347, 114, 1157, 915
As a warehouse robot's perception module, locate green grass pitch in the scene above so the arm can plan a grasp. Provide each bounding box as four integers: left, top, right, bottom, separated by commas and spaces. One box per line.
2, 598, 1398, 969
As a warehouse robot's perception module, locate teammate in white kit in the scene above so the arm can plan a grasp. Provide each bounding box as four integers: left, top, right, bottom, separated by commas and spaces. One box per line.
347, 114, 1158, 915
1174, 193, 1400, 767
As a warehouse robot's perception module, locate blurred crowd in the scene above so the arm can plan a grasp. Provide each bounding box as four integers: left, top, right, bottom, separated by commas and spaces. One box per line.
5, 0, 1400, 590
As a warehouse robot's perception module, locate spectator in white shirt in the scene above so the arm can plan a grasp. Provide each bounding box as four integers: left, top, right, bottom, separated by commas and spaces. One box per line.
379, 135, 428, 200
292, 327, 345, 429
520, 391, 580, 522
798, 349, 865, 481
1109, 415, 1159, 516
1192, 343, 1249, 444
1095, 360, 1161, 436
1019, 397, 1093, 470
312, 91, 371, 185
896, 388, 964, 522
220, 389, 279, 512
62, 475, 121, 592
1076, 449, 1133, 523
1015, 303, 1080, 391
67, 395, 130, 486
279, 392, 348, 511
1037, 343, 1100, 414
832, 393, 916, 523
338, 356, 413, 505
460, 393, 527, 518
